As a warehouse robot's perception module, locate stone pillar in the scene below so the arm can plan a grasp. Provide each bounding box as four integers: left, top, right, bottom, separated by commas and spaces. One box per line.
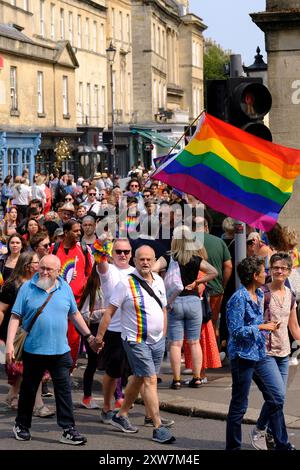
251, 1, 300, 232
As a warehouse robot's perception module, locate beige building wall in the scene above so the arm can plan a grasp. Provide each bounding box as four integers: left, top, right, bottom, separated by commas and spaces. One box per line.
1, 0, 108, 130
131, 0, 206, 126
106, 0, 133, 126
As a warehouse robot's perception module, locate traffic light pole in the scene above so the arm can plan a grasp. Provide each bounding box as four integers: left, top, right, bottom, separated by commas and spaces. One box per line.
230, 55, 247, 288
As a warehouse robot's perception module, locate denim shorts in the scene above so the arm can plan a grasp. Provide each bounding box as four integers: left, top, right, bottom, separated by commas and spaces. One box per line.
122, 336, 165, 377
168, 295, 202, 341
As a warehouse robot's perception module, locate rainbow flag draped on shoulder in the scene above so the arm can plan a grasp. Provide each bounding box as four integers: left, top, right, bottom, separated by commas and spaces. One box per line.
151, 113, 300, 231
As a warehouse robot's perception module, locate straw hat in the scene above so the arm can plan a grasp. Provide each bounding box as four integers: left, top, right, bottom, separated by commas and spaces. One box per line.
93, 172, 102, 180
60, 202, 75, 213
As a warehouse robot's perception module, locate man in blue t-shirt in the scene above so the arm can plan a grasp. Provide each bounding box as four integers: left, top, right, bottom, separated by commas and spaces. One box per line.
5, 254, 96, 446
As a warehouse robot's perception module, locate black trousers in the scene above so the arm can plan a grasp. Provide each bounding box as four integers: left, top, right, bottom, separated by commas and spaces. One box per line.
16, 351, 74, 430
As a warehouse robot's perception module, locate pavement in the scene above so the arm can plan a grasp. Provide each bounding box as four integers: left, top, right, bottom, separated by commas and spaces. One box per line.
1, 355, 300, 429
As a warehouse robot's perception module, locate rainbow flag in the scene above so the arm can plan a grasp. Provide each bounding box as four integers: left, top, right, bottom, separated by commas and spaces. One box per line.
60, 258, 76, 284
0, 272, 3, 287
151, 113, 300, 231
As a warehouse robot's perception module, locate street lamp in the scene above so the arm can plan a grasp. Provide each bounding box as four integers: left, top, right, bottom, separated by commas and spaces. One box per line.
106, 41, 117, 176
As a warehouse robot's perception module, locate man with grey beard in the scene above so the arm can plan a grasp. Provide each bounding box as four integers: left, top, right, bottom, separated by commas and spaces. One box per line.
5, 254, 96, 445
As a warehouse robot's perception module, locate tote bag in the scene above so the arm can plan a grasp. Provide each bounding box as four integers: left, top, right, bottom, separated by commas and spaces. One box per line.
164, 257, 184, 307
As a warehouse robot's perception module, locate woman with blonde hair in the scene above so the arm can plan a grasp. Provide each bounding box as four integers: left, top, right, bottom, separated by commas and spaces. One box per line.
153, 225, 217, 389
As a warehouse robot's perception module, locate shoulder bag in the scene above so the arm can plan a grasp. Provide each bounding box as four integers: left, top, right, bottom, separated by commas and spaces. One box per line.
130, 273, 163, 309
163, 257, 184, 307
13, 291, 54, 362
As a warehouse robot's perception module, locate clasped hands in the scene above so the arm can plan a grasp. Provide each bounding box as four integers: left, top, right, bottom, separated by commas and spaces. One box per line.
89, 336, 105, 353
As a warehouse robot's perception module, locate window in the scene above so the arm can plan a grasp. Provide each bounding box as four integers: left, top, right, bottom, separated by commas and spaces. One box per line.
162, 30, 165, 58
126, 14, 130, 45
37, 71, 44, 114
23, 0, 29, 11
120, 65, 125, 117
85, 18, 89, 50
60, 9, 65, 40
152, 23, 155, 51
40, 0, 45, 37
50, 4, 55, 39
78, 82, 84, 124
100, 86, 105, 125
63, 76, 69, 116
68, 12, 73, 45
99, 23, 104, 54
119, 11, 123, 44
86, 83, 91, 124
127, 73, 131, 115
77, 15, 82, 48
94, 85, 99, 126
112, 8, 115, 40
93, 21, 97, 52
10, 66, 18, 111
11, 0, 16, 5
153, 79, 157, 112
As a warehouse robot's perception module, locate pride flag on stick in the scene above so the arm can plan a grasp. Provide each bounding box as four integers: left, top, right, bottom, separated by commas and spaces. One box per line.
151, 113, 300, 231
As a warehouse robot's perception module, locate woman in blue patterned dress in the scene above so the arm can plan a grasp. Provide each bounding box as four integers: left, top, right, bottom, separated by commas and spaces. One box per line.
225, 256, 295, 450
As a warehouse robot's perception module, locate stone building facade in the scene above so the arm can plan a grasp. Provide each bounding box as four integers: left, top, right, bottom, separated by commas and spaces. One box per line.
251, 0, 300, 232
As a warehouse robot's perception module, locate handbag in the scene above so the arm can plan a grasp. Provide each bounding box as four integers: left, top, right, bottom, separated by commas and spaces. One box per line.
13, 291, 55, 362
201, 289, 212, 324
163, 257, 184, 307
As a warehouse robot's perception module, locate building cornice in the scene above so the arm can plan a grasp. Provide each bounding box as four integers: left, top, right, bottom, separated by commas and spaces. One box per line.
251, 10, 300, 32
77, 0, 106, 12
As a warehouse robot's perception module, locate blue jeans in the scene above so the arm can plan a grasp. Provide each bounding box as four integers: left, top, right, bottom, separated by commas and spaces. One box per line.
168, 295, 202, 341
255, 355, 289, 431
226, 356, 289, 450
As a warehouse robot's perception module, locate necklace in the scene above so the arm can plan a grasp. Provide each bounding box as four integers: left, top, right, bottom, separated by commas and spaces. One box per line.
271, 291, 285, 308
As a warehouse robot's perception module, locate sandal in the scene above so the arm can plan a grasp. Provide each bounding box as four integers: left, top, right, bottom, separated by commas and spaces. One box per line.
5, 395, 18, 410
170, 379, 181, 390
188, 377, 202, 388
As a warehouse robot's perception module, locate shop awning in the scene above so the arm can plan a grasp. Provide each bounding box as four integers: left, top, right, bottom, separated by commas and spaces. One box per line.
131, 129, 179, 148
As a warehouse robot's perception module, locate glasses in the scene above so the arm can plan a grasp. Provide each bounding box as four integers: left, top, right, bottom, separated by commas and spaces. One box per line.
130, 184, 139, 188
89, 193, 96, 196
39, 266, 57, 273
271, 266, 290, 272
82, 185, 89, 188
114, 249, 131, 255
40, 243, 50, 248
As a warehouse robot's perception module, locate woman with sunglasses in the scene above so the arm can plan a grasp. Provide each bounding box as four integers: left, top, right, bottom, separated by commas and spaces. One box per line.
30, 232, 51, 260
250, 252, 300, 450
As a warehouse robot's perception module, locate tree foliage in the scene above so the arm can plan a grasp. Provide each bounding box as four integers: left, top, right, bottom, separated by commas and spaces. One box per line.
204, 40, 231, 81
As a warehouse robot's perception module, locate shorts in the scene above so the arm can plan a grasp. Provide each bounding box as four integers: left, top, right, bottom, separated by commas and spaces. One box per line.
101, 330, 128, 379
168, 295, 202, 341
122, 336, 165, 377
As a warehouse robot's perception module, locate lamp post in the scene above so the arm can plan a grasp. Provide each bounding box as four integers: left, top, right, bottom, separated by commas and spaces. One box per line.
106, 41, 117, 176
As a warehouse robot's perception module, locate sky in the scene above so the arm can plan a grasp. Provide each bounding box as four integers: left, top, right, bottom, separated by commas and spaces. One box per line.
189, 0, 267, 66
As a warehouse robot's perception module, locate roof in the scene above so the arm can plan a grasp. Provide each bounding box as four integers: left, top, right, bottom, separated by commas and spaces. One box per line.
0, 24, 35, 44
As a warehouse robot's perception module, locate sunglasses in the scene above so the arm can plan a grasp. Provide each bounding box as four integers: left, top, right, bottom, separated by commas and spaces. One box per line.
130, 184, 139, 188
82, 185, 89, 188
40, 243, 50, 248
89, 193, 96, 196
115, 249, 131, 255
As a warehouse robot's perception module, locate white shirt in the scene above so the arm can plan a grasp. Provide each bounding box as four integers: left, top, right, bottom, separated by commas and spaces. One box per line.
12, 184, 32, 205
110, 269, 167, 344
98, 264, 135, 332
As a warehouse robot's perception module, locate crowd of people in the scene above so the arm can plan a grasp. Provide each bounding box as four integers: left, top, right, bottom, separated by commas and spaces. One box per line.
0, 164, 299, 449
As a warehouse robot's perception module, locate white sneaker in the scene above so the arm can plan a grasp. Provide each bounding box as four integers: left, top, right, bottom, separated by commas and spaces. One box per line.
250, 427, 267, 450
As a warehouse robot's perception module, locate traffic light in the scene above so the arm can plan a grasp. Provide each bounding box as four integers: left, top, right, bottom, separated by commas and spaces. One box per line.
206, 77, 272, 141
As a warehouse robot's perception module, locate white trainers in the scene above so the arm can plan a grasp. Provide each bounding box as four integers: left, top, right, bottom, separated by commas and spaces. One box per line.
250, 427, 267, 450
289, 357, 299, 366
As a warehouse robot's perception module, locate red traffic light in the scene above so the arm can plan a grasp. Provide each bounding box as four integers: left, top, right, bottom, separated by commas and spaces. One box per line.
231, 81, 272, 120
